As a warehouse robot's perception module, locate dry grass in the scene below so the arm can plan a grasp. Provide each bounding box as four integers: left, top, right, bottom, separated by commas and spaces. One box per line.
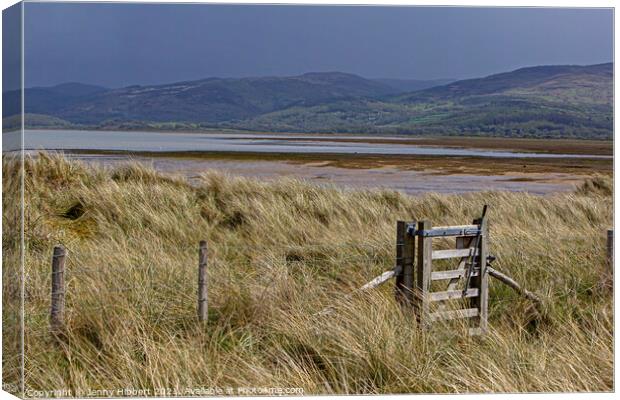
2, 153, 613, 395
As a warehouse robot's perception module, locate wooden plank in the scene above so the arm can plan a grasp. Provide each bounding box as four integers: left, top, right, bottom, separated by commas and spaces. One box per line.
429, 288, 479, 302
488, 267, 541, 307
418, 227, 480, 238
429, 308, 479, 322
361, 269, 396, 291
316, 268, 399, 316
416, 220, 433, 325
394, 221, 415, 307
432, 248, 477, 260
197, 241, 208, 322
428, 224, 479, 232
432, 269, 479, 281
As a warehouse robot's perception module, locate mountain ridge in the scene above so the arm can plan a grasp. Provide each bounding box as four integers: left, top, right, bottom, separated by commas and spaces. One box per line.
3, 63, 613, 139
396, 63, 612, 102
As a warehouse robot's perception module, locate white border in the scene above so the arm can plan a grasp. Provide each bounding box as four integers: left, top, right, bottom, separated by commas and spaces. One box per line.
0, 2, 616, 400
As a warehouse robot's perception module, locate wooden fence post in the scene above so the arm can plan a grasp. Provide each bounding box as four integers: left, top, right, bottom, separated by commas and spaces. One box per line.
395, 221, 415, 307
50, 245, 66, 333
198, 240, 208, 322
416, 220, 432, 326
607, 229, 613, 271
470, 214, 489, 335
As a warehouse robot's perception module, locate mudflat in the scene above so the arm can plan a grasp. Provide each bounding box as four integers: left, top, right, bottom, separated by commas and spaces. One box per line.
66, 150, 610, 195
271, 135, 613, 156
44, 132, 611, 195
69, 149, 612, 175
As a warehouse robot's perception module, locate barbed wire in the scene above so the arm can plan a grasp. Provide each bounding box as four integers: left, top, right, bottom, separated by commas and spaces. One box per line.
47, 239, 492, 256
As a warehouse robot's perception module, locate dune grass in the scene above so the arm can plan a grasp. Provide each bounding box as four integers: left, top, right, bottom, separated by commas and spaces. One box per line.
2, 153, 613, 395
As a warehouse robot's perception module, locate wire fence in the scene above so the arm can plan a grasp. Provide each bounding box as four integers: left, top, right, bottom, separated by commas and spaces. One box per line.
22, 238, 394, 339
22, 207, 560, 339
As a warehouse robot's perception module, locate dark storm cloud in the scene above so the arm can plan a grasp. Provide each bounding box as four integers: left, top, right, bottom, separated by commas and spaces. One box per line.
22, 3, 613, 88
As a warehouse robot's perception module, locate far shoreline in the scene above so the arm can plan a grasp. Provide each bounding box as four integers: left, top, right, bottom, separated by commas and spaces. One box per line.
20, 127, 614, 156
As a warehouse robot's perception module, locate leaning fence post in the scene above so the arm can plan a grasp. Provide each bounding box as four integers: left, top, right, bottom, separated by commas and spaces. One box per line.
50, 245, 66, 333
395, 221, 415, 307
198, 240, 208, 322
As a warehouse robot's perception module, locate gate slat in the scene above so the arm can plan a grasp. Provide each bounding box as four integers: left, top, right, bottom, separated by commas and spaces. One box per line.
429, 307, 479, 322
430, 288, 479, 302
432, 269, 479, 281
432, 248, 478, 260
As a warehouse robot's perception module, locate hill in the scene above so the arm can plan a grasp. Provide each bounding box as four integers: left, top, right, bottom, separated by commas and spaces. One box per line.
2, 113, 74, 131
372, 78, 455, 92
2, 82, 107, 117
4, 63, 613, 139
391, 63, 614, 138
241, 63, 612, 138
397, 63, 612, 101
10, 72, 395, 125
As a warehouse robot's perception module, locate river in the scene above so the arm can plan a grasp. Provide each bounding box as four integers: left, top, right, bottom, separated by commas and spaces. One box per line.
15, 129, 611, 159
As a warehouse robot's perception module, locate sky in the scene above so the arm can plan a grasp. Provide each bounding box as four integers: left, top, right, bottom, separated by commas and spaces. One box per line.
2, 2, 21, 91
14, 3, 616, 89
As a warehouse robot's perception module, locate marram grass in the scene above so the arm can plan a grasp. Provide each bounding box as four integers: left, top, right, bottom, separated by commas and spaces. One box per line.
2, 153, 613, 394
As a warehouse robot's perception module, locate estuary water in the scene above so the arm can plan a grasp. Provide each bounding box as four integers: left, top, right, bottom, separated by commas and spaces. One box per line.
9, 129, 608, 195
20, 129, 610, 159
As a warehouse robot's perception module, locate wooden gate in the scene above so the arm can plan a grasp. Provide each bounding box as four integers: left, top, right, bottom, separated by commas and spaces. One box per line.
395, 207, 489, 335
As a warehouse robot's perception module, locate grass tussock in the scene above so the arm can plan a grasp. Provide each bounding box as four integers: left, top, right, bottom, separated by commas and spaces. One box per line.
575, 174, 614, 197
2, 153, 613, 394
